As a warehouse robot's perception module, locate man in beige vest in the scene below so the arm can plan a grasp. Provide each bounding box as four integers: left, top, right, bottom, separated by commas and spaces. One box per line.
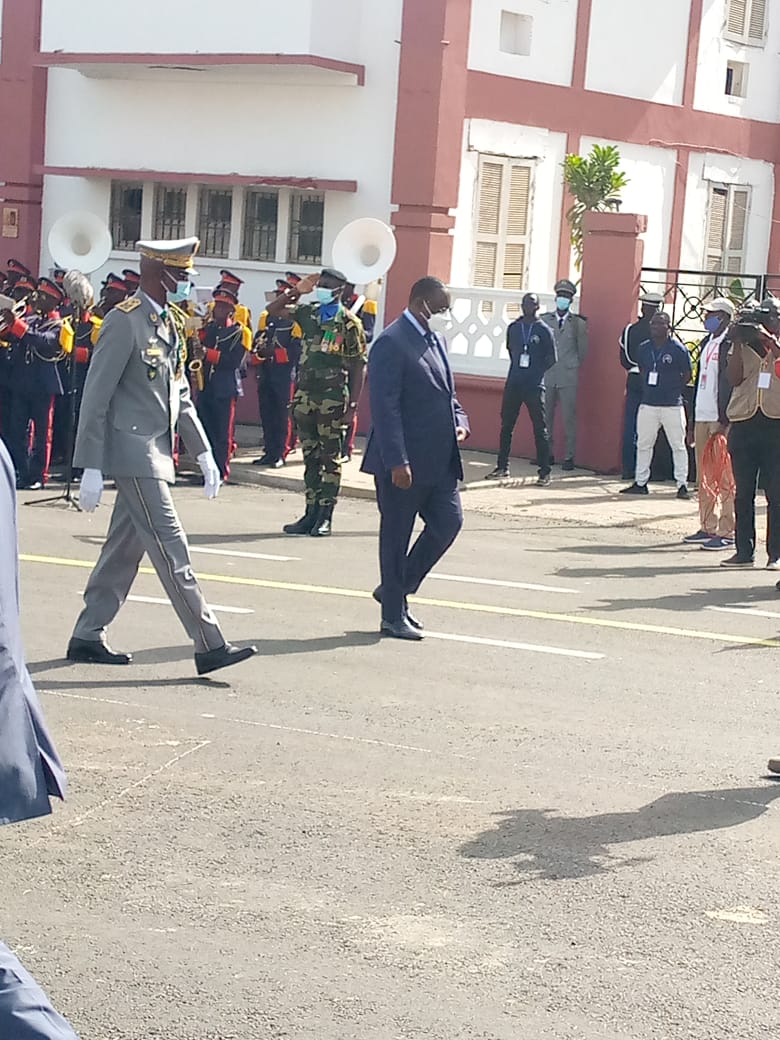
541, 279, 588, 470
721, 298, 780, 570
66, 237, 257, 676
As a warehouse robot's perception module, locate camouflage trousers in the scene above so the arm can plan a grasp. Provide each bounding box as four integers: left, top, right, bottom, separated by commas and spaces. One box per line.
293, 389, 348, 507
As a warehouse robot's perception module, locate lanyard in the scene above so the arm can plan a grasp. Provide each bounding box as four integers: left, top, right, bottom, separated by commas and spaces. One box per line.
520, 322, 534, 351
702, 336, 720, 370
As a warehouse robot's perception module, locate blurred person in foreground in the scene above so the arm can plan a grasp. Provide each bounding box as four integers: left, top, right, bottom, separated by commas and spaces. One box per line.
0, 438, 78, 1039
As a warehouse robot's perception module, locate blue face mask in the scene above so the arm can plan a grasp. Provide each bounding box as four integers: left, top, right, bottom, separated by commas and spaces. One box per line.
166, 279, 192, 305
316, 287, 337, 305
556, 296, 572, 312
704, 314, 722, 333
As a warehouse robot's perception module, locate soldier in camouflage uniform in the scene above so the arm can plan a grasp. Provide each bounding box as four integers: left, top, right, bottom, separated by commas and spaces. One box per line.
267, 268, 367, 537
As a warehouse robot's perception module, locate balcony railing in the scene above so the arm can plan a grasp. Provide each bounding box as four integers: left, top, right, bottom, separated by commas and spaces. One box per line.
446, 286, 556, 378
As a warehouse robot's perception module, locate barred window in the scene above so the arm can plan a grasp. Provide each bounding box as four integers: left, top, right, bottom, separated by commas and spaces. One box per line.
242, 190, 278, 261
110, 182, 142, 251
197, 188, 233, 257
288, 192, 324, 265
153, 185, 187, 240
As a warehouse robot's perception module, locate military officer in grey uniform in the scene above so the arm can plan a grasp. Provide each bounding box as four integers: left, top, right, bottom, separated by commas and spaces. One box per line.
0, 437, 79, 1039
66, 237, 256, 676
541, 278, 589, 470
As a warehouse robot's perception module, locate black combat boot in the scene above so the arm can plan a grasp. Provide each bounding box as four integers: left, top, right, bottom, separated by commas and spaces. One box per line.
310, 503, 334, 537
283, 503, 318, 535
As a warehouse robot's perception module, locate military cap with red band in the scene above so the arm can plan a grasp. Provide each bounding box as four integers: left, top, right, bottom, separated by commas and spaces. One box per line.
213, 287, 238, 306
122, 268, 141, 286
13, 275, 36, 293
218, 269, 244, 288
103, 272, 127, 292
37, 277, 65, 303
7, 259, 32, 277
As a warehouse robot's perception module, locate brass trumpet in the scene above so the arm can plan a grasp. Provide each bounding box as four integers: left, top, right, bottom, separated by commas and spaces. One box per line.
0, 295, 30, 334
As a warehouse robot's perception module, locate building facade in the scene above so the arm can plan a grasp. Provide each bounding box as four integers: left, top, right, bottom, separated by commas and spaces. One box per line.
1, 0, 779, 453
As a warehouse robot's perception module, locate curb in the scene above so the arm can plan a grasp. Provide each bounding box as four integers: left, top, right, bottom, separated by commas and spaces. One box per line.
227, 463, 377, 501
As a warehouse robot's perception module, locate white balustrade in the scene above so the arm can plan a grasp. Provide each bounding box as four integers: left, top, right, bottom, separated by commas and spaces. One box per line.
445, 286, 557, 378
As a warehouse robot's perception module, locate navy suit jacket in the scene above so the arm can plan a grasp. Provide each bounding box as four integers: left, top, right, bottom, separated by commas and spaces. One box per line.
361, 313, 469, 484
0, 440, 67, 826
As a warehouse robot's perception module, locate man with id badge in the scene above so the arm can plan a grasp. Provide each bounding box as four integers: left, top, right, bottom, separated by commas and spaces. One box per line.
721, 298, 780, 569
485, 293, 556, 486
621, 311, 692, 498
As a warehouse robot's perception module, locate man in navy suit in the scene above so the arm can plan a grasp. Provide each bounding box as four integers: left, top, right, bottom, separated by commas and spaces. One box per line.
362, 277, 469, 640
0, 439, 79, 1038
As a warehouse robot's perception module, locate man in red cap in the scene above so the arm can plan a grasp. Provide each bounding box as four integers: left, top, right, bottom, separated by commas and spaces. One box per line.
94, 272, 128, 319
252, 277, 303, 469
0, 277, 70, 489
193, 286, 252, 480
5, 259, 33, 291
217, 269, 252, 330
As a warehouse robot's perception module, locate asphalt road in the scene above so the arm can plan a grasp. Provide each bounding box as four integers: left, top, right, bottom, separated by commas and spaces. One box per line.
6, 481, 780, 1040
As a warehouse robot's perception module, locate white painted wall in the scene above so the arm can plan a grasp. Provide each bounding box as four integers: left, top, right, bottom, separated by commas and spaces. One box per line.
450, 119, 568, 293
39, 0, 403, 315
694, 0, 780, 123
467, 0, 578, 87
40, 0, 365, 64
585, 0, 690, 105
578, 138, 677, 270
680, 152, 774, 272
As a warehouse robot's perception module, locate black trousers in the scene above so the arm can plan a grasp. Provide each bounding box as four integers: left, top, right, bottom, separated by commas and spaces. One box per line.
257, 376, 293, 463
728, 412, 780, 562
374, 472, 463, 623
0, 384, 11, 441
196, 392, 236, 480
7, 391, 55, 486
497, 381, 551, 475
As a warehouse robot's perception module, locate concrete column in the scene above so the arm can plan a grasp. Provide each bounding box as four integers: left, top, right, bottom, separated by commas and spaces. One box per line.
384, 0, 472, 323
577, 211, 648, 473
0, 0, 47, 271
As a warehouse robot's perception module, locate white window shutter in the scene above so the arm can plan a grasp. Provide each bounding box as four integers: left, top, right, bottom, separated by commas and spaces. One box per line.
727, 0, 748, 35
472, 156, 532, 289
748, 0, 766, 40
706, 187, 727, 270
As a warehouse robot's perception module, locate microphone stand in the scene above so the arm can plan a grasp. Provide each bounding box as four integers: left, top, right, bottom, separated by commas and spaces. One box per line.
29, 303, 82, 510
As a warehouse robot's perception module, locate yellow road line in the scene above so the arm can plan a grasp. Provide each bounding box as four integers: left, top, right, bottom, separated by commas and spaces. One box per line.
19, 552, 780, 648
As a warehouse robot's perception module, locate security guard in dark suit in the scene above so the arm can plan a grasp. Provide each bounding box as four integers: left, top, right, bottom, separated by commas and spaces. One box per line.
1, 277, 70, 489
194, 286, 252, 480
0, 437, 77, 1038
619, 292, 664, 479
252, 286, 303, 469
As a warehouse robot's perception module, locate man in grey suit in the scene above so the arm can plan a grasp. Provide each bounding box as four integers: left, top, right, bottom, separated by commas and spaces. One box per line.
541, 278, 588, 470
66, 238, 256, 676
0, 438, 79, 1039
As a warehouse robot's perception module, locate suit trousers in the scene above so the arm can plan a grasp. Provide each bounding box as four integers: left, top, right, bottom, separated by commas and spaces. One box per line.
728, 412, 780, 562
635, 404, 688, 487
545, 382, 578, 460
258, 376, 293, 463
374, 472, 463, 623
0, 941, 80, 1038
72, 477, 225, 653
497, 381, 550, 475
196, 392, 236, 480
8, 392, 55, 486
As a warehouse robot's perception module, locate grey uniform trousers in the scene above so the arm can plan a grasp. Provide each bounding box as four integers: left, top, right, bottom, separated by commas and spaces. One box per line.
545, 383, 578, 460
0, 942, 80, 1039
72, 477, 224, 653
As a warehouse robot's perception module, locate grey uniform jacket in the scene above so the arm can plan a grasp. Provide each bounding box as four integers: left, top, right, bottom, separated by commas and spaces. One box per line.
73, 293, 210, 483
541, 311, 589, 389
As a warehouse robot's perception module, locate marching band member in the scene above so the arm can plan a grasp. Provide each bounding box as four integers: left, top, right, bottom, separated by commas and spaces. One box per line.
4, 258, 33, 291
0, 271, 34, 441
121, 268, 140, 296
1, 277, 71, 489
94, 271, 129, 318
252, 280, 303, 469
194, 285, 252, 481
215, 269, 253, 330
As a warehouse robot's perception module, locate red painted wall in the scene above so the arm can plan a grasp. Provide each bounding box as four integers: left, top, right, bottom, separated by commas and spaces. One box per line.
0, 0, 47, 273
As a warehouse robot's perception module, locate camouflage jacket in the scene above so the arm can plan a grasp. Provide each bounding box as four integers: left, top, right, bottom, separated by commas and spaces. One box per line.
293, 304, 367, 391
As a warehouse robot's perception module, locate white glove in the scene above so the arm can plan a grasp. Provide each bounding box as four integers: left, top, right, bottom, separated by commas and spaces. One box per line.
197, 451, 221, 500
79, 468, 104, 513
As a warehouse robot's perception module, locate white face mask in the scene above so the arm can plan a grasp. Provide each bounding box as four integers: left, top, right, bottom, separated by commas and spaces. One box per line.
424, 301, 452, 334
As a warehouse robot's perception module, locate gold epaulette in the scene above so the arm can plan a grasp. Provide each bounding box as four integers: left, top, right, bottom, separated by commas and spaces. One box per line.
59, 318, 74, 354
241, 325, 253, 351
90, 315, 103, 347
291, 321, 303, 339
116, 297, 142, 313
362, 299, 378, 316
343, 308, 364, 330
257, 310, 268, 333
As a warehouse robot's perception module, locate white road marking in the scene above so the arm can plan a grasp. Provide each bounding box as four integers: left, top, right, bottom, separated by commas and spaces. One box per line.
128, 594, 254, 615
706, 605, 780, 621
76, 591, 254, 615
191, 546, 299, 563
430, 572, 578, 594
422, 630, 603, 659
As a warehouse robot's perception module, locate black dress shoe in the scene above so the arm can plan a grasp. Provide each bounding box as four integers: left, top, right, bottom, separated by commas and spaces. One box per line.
195, 642, 258, 676
66, 637, 132, 665
380, 618, 424, 641
561, 458, 574, 471
252, 455, 271, 467
372, 586, 423, 630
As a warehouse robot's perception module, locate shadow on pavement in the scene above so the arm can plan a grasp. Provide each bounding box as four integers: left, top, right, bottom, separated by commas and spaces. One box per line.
460, 786, 780, 882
